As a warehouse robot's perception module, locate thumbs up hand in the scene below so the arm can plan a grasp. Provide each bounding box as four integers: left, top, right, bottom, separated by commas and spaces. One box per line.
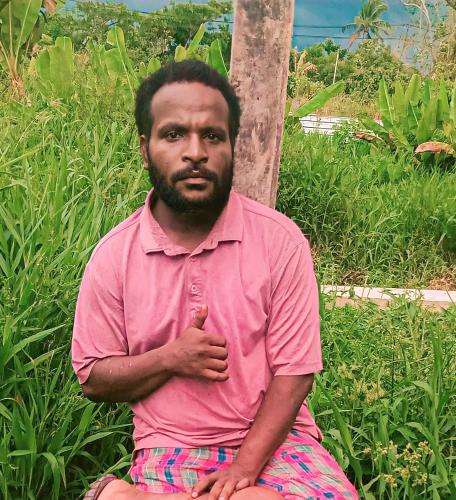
165, 304, 229, 382
190, 303, 208, 330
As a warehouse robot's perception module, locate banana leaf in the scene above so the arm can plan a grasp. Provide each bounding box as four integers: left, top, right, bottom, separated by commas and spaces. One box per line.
378, 79, 393, 129
174, 45, 187, 62
86, 39, 107, 76
0, 0, 42, 63
407, 101, 421, 134
361, 117, 387, 135
449, 83, 456, 125
422, 80, 432, 105
36, 36, 74, 99
207, 39, 228, 79
404, 74, 421, 105
106, 27, 137, 94
436, 81, 450, 124
35, 49, 53, 97
292, 81, 345, 118
392, 81, 406, 129
147, 57, 161, 75
187, 23, 205, 55
416, 97, 437, 144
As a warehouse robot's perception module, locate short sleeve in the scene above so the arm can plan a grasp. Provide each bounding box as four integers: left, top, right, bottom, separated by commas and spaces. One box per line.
71, 251, 127, 384
266, 239, 322, 376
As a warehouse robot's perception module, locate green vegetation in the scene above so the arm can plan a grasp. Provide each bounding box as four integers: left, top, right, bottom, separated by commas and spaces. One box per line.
1, 1, 455, 498
1, 59, 455, 497
317, 300, 456, 499
0, 0, 63, 95
360, 75, 456, 163
278, 127, 456, 288
44, 0, 232, 66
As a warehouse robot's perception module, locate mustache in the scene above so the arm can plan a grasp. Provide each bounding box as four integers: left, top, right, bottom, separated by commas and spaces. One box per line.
171, 165, 219, 183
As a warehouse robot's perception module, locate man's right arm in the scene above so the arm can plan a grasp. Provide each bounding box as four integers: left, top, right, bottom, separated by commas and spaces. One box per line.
82, 345, 174, 403
81, 304, 228, 403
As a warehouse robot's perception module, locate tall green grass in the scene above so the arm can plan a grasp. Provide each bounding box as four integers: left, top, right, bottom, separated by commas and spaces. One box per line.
314, 299, 456, 498
1, 73, 455, 498
278, 125, 456, 288
1, 85, 141, 498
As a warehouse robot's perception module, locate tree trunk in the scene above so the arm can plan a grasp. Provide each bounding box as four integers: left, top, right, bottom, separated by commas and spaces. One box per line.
230, 0, 294, 208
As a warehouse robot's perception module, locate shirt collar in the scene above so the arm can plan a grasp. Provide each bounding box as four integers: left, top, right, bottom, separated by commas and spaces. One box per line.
139, 189, 244, 256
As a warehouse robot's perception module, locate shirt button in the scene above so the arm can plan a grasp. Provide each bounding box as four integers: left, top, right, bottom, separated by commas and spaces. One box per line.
190, 257, 196, 262
191, 285, 198, 294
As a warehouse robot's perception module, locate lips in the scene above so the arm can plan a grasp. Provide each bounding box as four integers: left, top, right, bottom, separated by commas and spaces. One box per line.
181, 176, 210, 184
172, 168, 217, 184
181, 173, 210, 180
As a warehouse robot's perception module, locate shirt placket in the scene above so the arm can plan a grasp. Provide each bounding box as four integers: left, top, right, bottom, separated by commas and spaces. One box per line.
187, 254, 204, 319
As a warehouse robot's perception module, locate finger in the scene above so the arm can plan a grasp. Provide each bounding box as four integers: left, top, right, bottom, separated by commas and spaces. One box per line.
192, 472, 219, 498
235, 478, 250, 491
190, 304, 208, 330
201, 368, 229, 382
208, 480, 225, 500
206, 332, 226, 347
218, 479, 238, 500
207, 346, 228, 360
206, 358, 228, 373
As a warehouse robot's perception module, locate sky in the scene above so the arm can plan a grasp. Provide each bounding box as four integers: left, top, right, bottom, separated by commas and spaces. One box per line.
65, 0, 448, 63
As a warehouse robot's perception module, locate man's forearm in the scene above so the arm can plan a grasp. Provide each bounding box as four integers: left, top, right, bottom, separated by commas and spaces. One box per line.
82, 344, 174, 403
233, 374, 315, 477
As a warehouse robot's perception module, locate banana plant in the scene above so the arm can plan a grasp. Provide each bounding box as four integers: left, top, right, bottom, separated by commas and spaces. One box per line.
104, 26, 138, 96
83, 24, 228, 102
174, 23, 205, 62
174, 23, 228, 79
86, 27, 140, 99
35, 36, 74, 99
0, 0, 64, 94
360, 75, 456, 162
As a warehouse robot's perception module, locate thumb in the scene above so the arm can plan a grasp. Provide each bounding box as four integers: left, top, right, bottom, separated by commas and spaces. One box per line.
190, 303, 208, 329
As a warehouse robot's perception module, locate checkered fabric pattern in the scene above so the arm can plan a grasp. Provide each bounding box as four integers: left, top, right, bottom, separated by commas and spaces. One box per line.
129, 430, 358, 499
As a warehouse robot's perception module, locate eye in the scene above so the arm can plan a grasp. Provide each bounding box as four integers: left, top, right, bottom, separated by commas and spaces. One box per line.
166, 130, 182, 140
206, 133, 221, 142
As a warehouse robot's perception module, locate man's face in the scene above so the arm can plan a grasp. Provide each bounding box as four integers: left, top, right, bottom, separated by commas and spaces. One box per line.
140, 81, 234, 213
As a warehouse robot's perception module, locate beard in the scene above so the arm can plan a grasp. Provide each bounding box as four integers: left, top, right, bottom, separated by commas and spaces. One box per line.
146, 154, 233, 214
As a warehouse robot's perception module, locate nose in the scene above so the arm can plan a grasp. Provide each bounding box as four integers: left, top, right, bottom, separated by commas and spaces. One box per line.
182, 134, 208, 165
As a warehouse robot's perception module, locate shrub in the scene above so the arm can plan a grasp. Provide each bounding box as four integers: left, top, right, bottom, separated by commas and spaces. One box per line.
346, 40, 413, 100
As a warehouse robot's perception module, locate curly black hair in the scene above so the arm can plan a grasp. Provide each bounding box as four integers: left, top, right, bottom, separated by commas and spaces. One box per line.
135, 60, 241, 148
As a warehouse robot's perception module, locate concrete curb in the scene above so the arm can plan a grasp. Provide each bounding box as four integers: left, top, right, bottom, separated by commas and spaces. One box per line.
322, 286, 456, 312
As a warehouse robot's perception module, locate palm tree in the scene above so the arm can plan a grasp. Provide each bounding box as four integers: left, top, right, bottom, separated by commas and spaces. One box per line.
342, 0, 391, 47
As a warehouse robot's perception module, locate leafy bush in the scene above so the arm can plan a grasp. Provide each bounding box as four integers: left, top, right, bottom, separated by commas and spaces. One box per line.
305, 38, 353, 87
44, 1, 171, 64
346, 40, 413, 100
432, 39, 456, 84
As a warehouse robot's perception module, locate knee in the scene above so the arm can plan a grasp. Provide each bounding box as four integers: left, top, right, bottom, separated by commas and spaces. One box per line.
233, 486, 283, 499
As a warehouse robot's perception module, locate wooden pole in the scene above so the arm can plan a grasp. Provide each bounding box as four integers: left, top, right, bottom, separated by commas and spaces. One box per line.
230, 0, 294, 207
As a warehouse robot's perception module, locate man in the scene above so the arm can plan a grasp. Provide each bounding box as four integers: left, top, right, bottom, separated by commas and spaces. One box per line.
72, 60, 358, 500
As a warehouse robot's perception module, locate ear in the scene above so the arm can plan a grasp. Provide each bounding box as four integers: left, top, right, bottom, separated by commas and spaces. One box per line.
139, 135, 150, 170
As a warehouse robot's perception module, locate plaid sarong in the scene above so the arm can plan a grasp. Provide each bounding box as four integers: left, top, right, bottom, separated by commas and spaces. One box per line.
129, 430, 358, 499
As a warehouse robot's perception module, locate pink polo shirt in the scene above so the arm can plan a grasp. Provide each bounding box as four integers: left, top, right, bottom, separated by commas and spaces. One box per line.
72, 190, 323, 450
